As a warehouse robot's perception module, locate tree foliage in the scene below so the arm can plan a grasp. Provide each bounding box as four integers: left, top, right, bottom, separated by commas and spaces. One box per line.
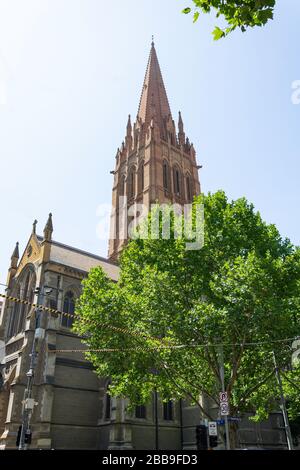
74, 191, 300, 428
182, 0, 276, 40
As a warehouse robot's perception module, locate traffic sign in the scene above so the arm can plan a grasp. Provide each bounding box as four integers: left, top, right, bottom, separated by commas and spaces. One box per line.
208, 421, 218, 436
220, 402, 229, 416
217, 417, 241, 425
219, 391, 229, 416
219, 392, 228, 403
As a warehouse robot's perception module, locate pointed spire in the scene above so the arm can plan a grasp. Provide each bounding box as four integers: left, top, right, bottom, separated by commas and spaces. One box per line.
137, 42, 172, 133
11, 242, 19, 260
178, 111, 184, 133
127, 114, 132, 135
178, 111, 185, 145
10, 242, 19, 269
43, 213, 53, 241
32, 219, 38, 234
7, 242, 19, 286
125, 114, 132, 149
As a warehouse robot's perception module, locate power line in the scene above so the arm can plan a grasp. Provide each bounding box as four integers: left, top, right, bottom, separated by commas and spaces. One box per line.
48, 336, 299, 354
0, 335, 298, 355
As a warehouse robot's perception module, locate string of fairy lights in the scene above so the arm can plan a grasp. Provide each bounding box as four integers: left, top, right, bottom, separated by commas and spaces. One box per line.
0, 290, 299, 354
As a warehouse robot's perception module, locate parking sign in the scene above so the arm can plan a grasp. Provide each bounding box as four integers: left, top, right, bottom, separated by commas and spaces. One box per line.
208, 422, 218, 436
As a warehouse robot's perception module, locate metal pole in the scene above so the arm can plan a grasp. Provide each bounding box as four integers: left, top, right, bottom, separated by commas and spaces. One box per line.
154, 390, 159, 450
179, 398, 184, 450
272, 351, 293, 450
18, 287, 43, 450
218, 344, 230, 450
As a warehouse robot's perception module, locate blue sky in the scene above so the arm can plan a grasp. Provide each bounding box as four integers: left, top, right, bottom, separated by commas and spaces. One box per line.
0, 0, 299, 290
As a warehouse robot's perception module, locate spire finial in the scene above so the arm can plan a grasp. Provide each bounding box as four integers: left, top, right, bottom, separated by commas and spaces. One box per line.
11, 242, 19, 260
10, 241, 19, 269
32, 219, 38, 234
43, 213, 53, 241
151, 35, 154, 46
178, 110, 183, 128
178, 111, 185, 145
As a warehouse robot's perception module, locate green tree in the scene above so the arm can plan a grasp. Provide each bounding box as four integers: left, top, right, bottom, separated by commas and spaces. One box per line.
74, 191, 300, 446
182, 0, 276, 40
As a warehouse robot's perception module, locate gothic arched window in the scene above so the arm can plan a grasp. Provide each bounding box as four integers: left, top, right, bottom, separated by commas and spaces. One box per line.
163, 161, 169, 191
173, 167, 181, 196
135, 405, 147, 419
17, 272, 31, 334
7, 268, 36, 339
138, 162, 144, 194
62, 291, 76, 328
168, 131, 175, 146
7, 286, 21, 339
127, 167, 136, 200
186, 174, 192, 202
163, 400, 174, 421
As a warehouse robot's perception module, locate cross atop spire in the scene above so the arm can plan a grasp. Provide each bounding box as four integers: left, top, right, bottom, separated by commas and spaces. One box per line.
137, 42, 172, 132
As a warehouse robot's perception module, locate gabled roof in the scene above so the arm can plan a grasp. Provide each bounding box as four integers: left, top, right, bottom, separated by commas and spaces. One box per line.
15, 235, 119, 282
49, 239, 119, 281
15, 233, 42, 277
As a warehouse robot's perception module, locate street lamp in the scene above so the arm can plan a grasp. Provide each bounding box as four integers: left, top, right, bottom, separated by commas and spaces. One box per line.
18, 285, 58, 450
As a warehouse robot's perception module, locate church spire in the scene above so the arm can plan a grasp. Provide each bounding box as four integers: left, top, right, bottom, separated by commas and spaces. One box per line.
108, 42, 201, 261
43, 213, 53, 242
178, 111, 185, 145
137, 41, 172, 132
11, 242, 19, 268
126, 114, 132, 135
7, 241, 19, 287
32, 219, 38, 234
125, 114, 132, 148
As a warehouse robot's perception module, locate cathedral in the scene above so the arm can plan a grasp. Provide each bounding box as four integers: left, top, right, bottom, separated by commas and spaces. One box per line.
0, 42, 287, 450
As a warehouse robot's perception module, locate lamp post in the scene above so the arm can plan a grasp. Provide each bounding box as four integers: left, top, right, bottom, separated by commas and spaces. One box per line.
18, 284, 61, 449
272, 351, 293, 450
218, 343, 230, 450
154, 389, 159, 450
18, 286, 44, 450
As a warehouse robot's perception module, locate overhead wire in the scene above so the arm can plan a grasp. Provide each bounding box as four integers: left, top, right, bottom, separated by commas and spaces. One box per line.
0, 292, 299, 354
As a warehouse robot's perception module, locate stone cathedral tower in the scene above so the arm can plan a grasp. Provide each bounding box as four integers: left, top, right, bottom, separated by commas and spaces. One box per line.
108, 41, 201, 260
0, 41, 287, 451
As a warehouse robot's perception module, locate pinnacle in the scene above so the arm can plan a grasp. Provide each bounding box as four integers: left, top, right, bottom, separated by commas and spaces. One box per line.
137, 42, 172, 132
11, 241, 19, 260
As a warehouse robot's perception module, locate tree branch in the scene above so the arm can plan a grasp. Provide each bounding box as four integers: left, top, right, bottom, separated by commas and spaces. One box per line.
238, 369, 276, 408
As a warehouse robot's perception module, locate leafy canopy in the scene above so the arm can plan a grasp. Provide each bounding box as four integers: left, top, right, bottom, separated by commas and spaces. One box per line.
182, 0, 276, 40
74, 191, 300, 423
